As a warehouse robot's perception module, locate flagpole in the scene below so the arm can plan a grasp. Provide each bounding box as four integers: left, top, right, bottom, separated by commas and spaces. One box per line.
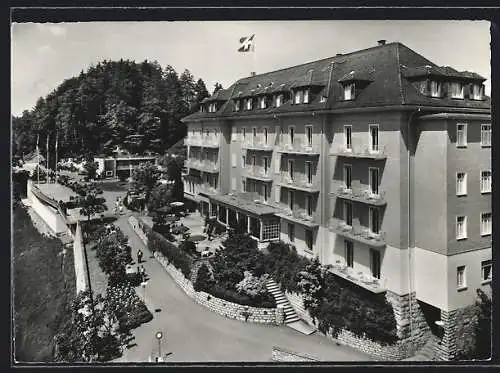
46, 134, 50, 183
55, 131, 59, 184
36, 134, 40, 185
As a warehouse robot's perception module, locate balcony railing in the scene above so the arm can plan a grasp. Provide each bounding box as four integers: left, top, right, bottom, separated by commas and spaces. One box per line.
242, 138, 274, 151
330, 145, 387, 159
277, 137, 320, 155
185, 159, 219, 173
332, 185, 387, 206
326, 263, 387, 293
279, 173, 320, 192
329, 218, 386, 248
245, 166, 273, 181
275, 208, 319, 227
185, 135, 220, 148
197, 183, 217, 195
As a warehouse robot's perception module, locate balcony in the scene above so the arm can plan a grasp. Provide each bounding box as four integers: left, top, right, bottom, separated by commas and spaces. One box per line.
197, 183, 218, 196
278, 173, 320, 193
326, 263, 387, 294
332, 185, 387, 206
329, 218, 386, 248
330, 145, 387, 159
275, 208, 319, 228
244, 166, 273, 182
185, 135, 220, 148
185, 159, 219, 173
277, 137, 320, 155
242, 138, 274, 152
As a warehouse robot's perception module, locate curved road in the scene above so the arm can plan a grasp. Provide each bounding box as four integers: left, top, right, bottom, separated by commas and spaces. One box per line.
113, 214, 372, 363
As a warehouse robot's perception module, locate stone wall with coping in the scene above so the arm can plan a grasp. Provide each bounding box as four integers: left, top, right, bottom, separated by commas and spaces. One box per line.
128, 216, 282, 325
271, 346, 320, 362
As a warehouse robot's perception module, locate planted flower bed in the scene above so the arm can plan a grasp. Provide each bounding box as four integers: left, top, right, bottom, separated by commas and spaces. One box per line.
106, 283, 153, 332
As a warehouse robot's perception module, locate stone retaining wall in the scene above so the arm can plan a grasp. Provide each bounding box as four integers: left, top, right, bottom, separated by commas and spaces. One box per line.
437, 305, 477, 361
284, 291, 316, 327
128, 216, 282, 325
271, 346, 320, 362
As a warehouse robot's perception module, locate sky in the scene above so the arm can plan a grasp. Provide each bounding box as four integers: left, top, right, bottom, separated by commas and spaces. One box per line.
11, 20, 491, 117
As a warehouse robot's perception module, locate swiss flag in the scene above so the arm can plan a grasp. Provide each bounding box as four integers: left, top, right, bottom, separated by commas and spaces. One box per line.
238, 34, 255, 52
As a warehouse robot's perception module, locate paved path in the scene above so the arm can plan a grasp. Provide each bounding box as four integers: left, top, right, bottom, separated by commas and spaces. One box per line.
112, 214, 372, 363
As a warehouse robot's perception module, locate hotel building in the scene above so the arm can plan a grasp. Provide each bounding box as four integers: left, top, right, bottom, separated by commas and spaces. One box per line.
181, 40, 491, 359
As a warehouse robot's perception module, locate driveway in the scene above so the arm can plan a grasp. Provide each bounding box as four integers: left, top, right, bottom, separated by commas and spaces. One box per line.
112, 215, 372, 363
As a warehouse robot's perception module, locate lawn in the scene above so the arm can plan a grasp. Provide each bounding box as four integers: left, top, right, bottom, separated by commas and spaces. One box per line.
13, 205, 76, 362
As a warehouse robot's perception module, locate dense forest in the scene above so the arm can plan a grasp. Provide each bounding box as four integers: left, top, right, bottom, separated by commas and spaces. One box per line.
12, 59, 216, 164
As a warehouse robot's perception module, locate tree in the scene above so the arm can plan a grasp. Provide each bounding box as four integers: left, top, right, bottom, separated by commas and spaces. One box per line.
193, 78, 210, 113
78, 183, 108, 222
95, 228, 132, 285
54, 290, 121, 362
297, 256, 324, 310
213, 82, 223, 95
194, 264, 215, 292
83, 155, 99, 181
130, 162, 161, 204
147, 183, 173, 212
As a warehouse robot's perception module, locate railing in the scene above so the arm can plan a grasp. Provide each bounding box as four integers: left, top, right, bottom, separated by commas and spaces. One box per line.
333, 184, 387, 206
329, 218, 386, 247
185, 159, 219, 173
326, 263, 387, 293
330, 145, 387, 159
242, 137, 274, 151
279, 173, 320, 192
185, 135, 220, 148
197, 183, 217, 195
275, 208, 319, 227
245, 166, 273, 180
277, 136, 320, 155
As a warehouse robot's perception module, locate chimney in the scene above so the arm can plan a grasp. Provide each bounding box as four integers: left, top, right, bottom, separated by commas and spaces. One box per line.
250, 72, 256, 76
336, 53, 343, 56
377, 39, 386, 46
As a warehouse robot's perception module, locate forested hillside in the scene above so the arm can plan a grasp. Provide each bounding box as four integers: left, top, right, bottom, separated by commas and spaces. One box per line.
12, 59, 212, 163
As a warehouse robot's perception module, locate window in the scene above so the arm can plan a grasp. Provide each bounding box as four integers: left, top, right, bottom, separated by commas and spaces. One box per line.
369, 207, 380, 234
242, 179, 246, 192
288, 160, 294, 180
456, 216, 467, 240
369, 168, 379, 196
264, 157, 269, 175
274, 154, 281, 173
430, 81, 442, 97
288, 223, 295, 242
449, 82, 464, 99
344, 125, 352, 150
275, 126, 281, 144
456, 123, 467, 147
264, 127, 268, 145
343, 164, 352, 190
305, 229, 313, 251
344, 83, 355, 100
242, 155, 246, 168
105, 170, 113, 177
456, 172, 467, 196
231, 177, 236, 190
303, 89, 310, 104
289, 126, 295, 145
234, 100, 241, 111
243, 127, 247, 140
231, 153, 237, 167
260, 96, 267, 109
263, 184, 268, 202
344, 240, 354, 267
481, 213, 492, 236
370, 249, 381, 279
252, 155, 256, 167
306, 195, 313, 216
252, 127, 257, 143
457, 266, 466, 289
276, 94, 283, 108
344, 201, 353, 226
369, 124, 379, 152
288, 190, 294, 211
481, 260, 492, 283
306, 161, 313, 184
275, 185, 280, 203
320, 95, 327, 103
246, 98, 253, 110
306, 126, 313, 146
471, 84, 483, 100
481, 170, 491, 193
481, 125, 491, 147
294, 90, 301, 104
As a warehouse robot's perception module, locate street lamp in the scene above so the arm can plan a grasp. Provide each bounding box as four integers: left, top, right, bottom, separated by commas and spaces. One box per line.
155, 331, 163, 362
141, 281, 148, 301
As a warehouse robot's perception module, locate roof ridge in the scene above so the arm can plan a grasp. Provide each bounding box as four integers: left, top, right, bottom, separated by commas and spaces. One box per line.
234, 42, 399, 84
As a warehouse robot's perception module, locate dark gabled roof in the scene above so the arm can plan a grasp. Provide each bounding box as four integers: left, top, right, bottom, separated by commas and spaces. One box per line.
201, 87, 232, 103
182, 41, 489, 122
403, 65, 487, 82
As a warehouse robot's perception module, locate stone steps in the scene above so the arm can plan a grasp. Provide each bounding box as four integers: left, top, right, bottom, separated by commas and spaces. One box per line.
265, 279, 309, 331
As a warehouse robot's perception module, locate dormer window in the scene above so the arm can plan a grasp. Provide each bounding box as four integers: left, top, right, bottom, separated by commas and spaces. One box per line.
320, 95, 327, 103
275, 94, 283, 107
259, 96, 267, 109
303, 89, 310, 104
449, 82, 464, 99
430, 81, 442, 98
294, 90, 301, 104
234, 100, 241, 111
200, 105, 205, 113
471, 84, 483, 100
207, 103, 217, 113
246, 98, 253, 110
343, 83, 355, 100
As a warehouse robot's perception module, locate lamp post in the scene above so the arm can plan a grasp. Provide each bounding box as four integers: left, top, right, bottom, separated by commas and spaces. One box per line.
155, 331, 163, 362
141, 281, 148, 301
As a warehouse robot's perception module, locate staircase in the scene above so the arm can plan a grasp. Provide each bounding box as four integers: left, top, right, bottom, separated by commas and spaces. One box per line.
266, 279, 315, 335
404, 334, 439, 361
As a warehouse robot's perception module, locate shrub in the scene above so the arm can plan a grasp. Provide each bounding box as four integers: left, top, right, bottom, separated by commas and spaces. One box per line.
263, 242, 308, 293
207, 284, 276, 308
236, 271, 269, 297
194, 264, 215, 292
179, 240, 198, 258
147, 230, 192, 278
